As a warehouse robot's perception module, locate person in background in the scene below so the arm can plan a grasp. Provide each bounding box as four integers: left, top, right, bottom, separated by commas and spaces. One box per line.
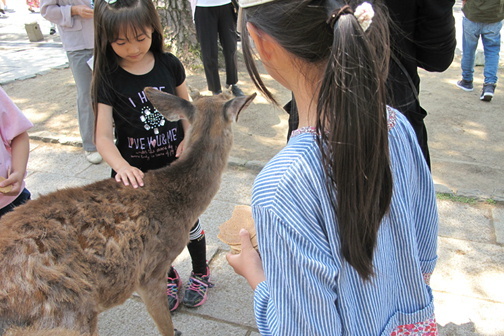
0, 86, 33, 219
0, 0, 7, 15
27, 0, 40, 12
384, 0, 456, 168
284, 0, 456, 169
456, 0, 503, 102
41, 0, 103, 164
189, 0, 245, 96
227, 0, 439, 334
92, 0, 213, 312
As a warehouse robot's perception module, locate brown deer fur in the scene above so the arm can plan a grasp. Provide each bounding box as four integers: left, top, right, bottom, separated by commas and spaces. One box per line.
0, 88, 256, 336
5, 327, 81, 336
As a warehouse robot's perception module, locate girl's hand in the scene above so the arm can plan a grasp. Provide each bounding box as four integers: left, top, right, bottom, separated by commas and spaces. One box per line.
175, 138, 186, 158
226, 229, 265, 290
0, 171, 23, 196
114, 165, 144, 188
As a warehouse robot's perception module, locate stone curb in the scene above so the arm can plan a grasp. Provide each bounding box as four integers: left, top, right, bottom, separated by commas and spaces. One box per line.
29, 134, 504, 204
0, 63, 69, 85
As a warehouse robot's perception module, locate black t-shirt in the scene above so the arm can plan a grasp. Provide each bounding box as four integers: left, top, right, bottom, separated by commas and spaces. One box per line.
98, 52, 186, 173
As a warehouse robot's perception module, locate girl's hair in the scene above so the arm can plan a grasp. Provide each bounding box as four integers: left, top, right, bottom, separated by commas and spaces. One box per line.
241, 0, 393, 280
91, 0, 164, 117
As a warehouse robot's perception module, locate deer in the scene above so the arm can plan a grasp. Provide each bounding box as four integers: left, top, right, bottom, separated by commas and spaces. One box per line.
0, 88, 256, 336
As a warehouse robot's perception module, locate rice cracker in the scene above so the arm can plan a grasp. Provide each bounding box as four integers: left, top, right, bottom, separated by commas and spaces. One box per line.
218, 205, 258, 254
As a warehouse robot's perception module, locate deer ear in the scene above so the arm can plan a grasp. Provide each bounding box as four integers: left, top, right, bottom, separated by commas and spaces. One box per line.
144, 87, 195, 122
223, 93, 257, 122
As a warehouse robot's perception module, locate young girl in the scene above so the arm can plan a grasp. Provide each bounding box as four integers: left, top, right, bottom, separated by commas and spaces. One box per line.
0, 87, 33, 219
227, 0, 439, 335
91, 0, 212, 311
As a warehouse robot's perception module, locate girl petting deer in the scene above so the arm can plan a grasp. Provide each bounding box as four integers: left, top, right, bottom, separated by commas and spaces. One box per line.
227, 0, 439, 335
91, 0, 212, 312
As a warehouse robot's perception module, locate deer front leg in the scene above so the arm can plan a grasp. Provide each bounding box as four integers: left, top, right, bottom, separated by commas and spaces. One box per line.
137, 278, 177, 336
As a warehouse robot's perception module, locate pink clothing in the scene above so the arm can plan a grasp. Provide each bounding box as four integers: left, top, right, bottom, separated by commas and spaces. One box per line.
0, 87, 33, 209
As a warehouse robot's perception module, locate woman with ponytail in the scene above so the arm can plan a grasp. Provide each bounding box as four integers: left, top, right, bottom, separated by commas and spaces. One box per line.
226, 0, 439, 335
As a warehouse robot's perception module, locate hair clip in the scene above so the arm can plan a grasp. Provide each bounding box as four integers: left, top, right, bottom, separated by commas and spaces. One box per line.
354, 2, 374, 32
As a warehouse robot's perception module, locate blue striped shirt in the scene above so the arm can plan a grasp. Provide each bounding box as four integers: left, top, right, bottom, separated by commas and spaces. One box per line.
251, 109, 438, 335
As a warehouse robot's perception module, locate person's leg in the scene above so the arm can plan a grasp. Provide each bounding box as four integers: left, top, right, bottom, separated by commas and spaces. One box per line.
0, 188, 31, 219
217, 3, 238, 87
66, 49, 97, 153
461, 17, 481, 82
481, 20, 502, 85
195, 6, 222, 93
186, 219, 207, 274
183, 219, 213, 308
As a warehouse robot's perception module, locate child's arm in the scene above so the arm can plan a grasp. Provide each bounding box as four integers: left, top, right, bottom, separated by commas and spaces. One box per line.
175, 81, 191, 158
0, 131, 30, 196
95, 103, 144, 188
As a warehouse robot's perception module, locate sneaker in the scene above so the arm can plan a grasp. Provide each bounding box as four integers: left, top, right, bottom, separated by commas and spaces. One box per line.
166, 268, 182, 312
85, 151, 102, 164
212, 90, 222, 95
480, 83, 496, 102
182, 266, 214, 308
456, 79, 473, 92
229, 84, 244, 97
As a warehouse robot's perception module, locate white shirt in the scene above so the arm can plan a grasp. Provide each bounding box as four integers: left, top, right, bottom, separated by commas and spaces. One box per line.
196, 0, 231, 7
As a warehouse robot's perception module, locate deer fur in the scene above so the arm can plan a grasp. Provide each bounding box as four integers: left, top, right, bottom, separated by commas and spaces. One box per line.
0, 88, 256, 336
5, 328, 81, 336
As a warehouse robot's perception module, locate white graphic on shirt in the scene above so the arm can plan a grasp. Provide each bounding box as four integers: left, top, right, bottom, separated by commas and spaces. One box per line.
140, 106, 166, 135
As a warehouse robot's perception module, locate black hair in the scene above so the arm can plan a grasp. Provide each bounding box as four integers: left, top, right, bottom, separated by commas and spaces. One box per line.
91, 0, 164, 122
241, 0, 393, 280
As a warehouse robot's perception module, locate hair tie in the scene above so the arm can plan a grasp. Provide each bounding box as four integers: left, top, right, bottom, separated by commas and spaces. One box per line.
326, 5, 353, 29
327, 2, 375, 32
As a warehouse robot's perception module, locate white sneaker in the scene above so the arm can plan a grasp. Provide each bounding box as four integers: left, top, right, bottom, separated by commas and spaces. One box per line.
85, 151, 103, 164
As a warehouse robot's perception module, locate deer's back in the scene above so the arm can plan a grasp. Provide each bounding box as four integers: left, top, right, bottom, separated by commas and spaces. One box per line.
0, 178, 157, 318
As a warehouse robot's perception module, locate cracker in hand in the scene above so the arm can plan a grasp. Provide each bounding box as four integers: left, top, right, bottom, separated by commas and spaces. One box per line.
218, 205, 258, 254
0, 176, 12, 194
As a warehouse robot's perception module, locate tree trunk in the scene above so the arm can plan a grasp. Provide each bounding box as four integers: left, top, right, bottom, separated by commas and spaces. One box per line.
155, 0, 200, 66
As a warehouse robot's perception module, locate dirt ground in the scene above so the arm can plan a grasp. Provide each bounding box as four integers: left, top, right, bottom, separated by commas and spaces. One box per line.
2, 55, 291, 163
3, 54, 504, 198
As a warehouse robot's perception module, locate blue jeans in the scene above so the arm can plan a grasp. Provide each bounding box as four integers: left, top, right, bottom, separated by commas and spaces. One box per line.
461, 17, 502, 84
0, 188, 31, 218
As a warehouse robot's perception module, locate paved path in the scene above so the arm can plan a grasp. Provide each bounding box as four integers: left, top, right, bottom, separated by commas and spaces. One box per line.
1, 1, 503, 335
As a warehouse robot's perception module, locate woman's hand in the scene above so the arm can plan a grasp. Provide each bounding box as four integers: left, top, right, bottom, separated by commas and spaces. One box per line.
226, 229, 265, 290
71, 5, 94, 19
114, 165, 144, 188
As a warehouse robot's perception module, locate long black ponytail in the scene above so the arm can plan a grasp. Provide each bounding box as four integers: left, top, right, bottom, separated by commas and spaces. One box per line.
241, 0, 393, 280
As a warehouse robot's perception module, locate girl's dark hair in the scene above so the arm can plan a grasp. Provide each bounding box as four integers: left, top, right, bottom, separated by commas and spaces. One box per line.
241, 0, 393, 280
91, 0, 164, 119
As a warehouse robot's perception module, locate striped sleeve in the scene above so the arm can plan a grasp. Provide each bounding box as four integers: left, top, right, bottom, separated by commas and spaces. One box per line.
252, 141, 344, 336
390, 111, 438, 275
253, 205, 342, 336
